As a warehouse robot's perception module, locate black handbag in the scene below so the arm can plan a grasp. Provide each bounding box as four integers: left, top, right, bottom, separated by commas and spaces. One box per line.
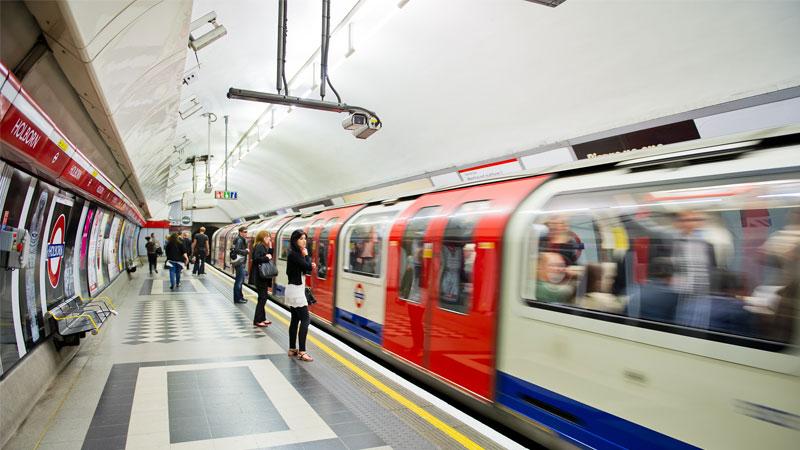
304, 287, 317, 305
258, 261, 278, 279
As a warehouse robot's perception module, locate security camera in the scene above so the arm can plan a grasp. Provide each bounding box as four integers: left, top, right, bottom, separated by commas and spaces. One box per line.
342, 113, 367, 130
353, 116, 381, 139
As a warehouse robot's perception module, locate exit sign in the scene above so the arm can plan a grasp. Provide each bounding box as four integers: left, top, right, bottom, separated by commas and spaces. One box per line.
215, 191, 238, 200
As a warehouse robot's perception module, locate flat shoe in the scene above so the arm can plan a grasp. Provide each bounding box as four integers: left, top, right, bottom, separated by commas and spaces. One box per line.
254, 321, 268, 327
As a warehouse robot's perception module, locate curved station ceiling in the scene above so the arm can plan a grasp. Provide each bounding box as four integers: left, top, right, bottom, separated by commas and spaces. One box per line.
23, 0, 800, 221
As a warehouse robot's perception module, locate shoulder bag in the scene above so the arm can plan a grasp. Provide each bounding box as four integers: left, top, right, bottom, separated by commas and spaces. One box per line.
304, 287, 317, 305
258, 260, 278, 279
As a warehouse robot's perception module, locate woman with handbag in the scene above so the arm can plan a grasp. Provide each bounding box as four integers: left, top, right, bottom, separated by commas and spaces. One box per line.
165, 232, 188, 290
252, 230, 275, 327
286, 229, 316, 362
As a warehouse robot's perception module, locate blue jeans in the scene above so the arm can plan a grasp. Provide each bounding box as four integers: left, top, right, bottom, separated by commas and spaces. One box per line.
234, 264, 245, 302
169, 261, 183, 288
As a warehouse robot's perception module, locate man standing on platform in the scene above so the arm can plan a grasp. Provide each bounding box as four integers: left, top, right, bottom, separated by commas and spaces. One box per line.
232, 226, 249, 304
192, 226, 210, 276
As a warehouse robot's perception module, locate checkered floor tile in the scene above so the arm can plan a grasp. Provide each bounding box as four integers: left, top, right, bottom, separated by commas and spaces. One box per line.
123, 296, 265, 345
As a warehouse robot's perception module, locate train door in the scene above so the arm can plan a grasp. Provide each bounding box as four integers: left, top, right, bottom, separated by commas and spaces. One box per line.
426, 178, 546, 399
308, 205, 364, 324
245, 219, 268, 285
336, 201, 412, 345
224, 225, 239, 275
384, 192, 453, 367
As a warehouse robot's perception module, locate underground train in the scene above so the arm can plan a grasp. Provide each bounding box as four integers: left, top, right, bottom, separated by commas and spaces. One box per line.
212, 127, 800, 449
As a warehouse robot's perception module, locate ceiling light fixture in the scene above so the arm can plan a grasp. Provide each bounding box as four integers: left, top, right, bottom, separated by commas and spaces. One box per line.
188, 11, 227, 52
179, 97, 203, 120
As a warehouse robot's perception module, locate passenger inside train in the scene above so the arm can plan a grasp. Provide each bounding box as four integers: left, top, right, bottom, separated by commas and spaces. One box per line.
527, 178, 800, 347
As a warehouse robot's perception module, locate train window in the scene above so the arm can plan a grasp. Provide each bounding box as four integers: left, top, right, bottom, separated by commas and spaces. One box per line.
316, 218, 338, 279
307, 219, 325, 264
344, 212, 397, 278
279, 219, 310, 261
439, 201, 491, 314
399, 207, 441, 302
523, 177, 800, 351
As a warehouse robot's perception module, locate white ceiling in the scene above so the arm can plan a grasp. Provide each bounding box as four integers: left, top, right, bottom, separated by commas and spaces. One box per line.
63, 0, 800, 221
29, 0, 194, 216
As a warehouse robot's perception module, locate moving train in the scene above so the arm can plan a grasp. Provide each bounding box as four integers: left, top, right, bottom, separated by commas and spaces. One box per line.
212, 127, 800, 449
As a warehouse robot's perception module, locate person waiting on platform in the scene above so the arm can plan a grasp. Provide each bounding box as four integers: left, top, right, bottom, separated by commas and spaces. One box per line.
231, 226, 249, 304
181, 230, 193, 267
165, 233, 188, 290
286, 229, 316, 362
192, 226, 209, 276
252, 230, 274, 327
145, 236, 158, 275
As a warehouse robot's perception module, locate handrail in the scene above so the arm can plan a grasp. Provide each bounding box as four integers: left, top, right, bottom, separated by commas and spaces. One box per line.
47, 310, 100, 335
79, 295, 117, 313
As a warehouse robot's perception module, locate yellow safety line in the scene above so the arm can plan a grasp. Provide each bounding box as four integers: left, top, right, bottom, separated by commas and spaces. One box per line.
210, 269, 483, 450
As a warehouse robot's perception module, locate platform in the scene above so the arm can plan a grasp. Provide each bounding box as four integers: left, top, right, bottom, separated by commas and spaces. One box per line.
3, 262, 521, 450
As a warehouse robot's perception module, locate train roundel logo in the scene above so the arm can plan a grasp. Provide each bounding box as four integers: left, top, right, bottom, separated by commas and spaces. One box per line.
354, 283, 365, 308
47, 214, 66, 288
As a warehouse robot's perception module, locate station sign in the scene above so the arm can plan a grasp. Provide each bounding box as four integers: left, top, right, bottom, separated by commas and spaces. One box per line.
215, 191, 238, 200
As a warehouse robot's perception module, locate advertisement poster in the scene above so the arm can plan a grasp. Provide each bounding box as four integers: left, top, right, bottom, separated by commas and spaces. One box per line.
0, 167, 33, 374
88, 209, 104, 295
106, 215, 121, 279
22, 182, 57, 346
99, 212, 111, 287
81, 207, 95, 297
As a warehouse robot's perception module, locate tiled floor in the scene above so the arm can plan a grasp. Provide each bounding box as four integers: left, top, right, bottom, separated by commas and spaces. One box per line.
3, 262, 512, 450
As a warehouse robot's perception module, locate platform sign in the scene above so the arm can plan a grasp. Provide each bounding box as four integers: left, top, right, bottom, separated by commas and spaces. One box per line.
215, 191, 238, 200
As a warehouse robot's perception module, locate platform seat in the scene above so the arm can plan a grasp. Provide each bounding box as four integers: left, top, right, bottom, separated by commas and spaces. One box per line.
47, 296, 117, 346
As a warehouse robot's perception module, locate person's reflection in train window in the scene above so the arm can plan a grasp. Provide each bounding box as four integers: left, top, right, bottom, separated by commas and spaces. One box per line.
440, 243, 462, 306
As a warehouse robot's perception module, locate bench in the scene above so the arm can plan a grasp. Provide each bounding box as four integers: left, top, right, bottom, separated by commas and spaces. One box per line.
47, 296, 117, 347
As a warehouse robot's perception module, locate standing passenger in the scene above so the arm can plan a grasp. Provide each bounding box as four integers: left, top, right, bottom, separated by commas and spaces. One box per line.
192, 226, 210, 276
286, 230, 316, 362
181, 230, 193, 266
145, 236, 158, 275
252, 230, 274, 327
232, 227, 250, 304
165, 233, 188, 290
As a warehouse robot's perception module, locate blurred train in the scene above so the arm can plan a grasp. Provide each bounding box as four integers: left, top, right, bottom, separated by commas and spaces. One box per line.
212, 128, 800, 449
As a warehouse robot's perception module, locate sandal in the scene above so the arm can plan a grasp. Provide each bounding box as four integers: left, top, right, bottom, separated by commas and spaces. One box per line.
297, 351, 314, 362
288, 349, 298, 357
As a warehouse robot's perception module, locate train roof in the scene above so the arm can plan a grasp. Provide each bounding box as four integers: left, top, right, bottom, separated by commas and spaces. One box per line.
228, 125, 800, 227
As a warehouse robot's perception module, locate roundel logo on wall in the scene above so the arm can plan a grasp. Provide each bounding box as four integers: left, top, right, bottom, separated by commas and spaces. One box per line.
47, 214, 66, 288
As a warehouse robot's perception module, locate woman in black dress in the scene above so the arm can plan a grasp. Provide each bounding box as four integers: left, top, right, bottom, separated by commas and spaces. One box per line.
252, 230, 274, 327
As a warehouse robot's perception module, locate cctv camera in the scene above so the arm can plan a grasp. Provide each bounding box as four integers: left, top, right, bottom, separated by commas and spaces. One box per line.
342, 113, 367, 130
353, 116, 381, 139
